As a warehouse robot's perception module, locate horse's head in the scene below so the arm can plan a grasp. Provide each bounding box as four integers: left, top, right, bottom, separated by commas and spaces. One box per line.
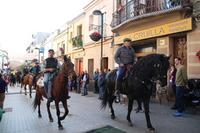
153, 54, 170, 87
61, 55, 74, 77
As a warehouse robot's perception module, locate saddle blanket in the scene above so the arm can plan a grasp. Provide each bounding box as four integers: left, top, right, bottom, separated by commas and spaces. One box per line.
37, 76, 44, 87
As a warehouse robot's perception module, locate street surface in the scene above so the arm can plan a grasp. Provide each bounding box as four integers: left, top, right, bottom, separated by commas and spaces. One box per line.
0, 86, 200, 133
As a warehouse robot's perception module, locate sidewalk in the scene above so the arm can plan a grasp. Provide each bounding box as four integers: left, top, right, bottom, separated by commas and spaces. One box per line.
0, 86, 200, 133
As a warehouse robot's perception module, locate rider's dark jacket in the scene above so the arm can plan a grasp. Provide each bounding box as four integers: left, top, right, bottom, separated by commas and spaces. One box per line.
114, 45, 136, 65
44, 57, 58, 73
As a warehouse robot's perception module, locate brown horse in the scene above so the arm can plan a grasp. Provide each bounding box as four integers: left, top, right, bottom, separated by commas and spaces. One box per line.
33, 55, 74, 129
21, 74, 33, 98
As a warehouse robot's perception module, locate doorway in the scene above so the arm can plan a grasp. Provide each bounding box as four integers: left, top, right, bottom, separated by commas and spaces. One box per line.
173, 36, 187, 67
102, 57, 108, 70
75, 58, 83, 74
88, 59, 94, 79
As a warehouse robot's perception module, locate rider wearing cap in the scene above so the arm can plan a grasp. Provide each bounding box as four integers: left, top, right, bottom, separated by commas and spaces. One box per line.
43, 49, 70, 102
30, 61, 41, 89
114, 38, 137, 97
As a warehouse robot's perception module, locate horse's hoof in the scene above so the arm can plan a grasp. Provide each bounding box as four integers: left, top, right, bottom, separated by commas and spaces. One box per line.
58, 125, 63, 130
38, 115, 42, 118
111, 115, 115, 120
148, 127, 155, 133
128, 122, 133, 127
49, 119, 53, 122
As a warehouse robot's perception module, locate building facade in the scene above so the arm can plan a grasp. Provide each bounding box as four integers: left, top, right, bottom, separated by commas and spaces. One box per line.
26, 32, 50, 62
111, 0, 200, 78
53, 25, 68, 58
66, 13, 85, 74
83, 0, 115, 77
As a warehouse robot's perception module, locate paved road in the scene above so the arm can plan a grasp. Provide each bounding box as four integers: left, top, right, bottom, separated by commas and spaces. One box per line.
1, 86, 200, 133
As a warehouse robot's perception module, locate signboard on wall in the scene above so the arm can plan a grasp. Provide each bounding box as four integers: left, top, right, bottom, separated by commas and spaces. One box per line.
114, 18, 193, 44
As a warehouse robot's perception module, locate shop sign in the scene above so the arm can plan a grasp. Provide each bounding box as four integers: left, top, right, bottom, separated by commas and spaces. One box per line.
115, 18, 192, 44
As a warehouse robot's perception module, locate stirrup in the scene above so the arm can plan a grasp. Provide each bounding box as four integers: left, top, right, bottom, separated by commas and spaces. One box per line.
66, 95, 71, 99
114, 90, 119, 96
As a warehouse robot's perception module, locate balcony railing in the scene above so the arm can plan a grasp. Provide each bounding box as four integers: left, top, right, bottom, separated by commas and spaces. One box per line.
89, 24, 108, 37
111, 0, 191, 28
72, 35, 83, 48
89, 24, 101, 33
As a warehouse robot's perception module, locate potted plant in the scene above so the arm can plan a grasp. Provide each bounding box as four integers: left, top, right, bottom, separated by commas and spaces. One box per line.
89, 32, 102, 42
196, 50, 200, 60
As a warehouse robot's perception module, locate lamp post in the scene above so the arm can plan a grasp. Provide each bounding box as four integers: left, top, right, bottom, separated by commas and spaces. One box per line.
35, 47, 40, 63
93, 10, 104, 71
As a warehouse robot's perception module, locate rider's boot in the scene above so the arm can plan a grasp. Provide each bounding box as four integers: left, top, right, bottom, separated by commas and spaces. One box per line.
66, 91, 71, 99
114, 77, 122, 102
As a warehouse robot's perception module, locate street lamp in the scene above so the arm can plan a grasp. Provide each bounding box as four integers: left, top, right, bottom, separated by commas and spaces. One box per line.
35, 47, 40, 63
93, 10, 104, 71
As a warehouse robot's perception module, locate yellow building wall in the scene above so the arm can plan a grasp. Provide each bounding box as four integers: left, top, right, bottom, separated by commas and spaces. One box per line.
84, 0, 114, 45
82, 40, 115, 71
187, 22, 200, 78
53, 30, 68, 57
66, 14, 85, 64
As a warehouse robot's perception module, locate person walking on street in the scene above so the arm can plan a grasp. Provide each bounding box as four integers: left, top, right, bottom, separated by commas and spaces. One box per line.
173, 57, 188, 117
81, 71, 89, 96
0, 73, 7, 109
93, 68, 99, 94
169, 65, 177, 109
76, 73, 82, 93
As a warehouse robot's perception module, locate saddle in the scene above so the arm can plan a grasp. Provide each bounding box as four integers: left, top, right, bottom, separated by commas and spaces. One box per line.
37, 76, 44, 87
121, 64, 133, 94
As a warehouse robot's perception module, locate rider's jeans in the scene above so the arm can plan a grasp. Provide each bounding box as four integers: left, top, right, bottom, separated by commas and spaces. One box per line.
117, 66, 126, 79
176, 86, 185, 113
115, 66, 126, 94
44, 72, 54, 99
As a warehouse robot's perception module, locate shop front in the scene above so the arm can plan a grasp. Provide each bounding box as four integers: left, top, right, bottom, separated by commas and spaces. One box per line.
113, 17, 199, 77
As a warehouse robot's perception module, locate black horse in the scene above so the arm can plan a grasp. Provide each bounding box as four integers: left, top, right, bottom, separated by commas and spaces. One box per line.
101, 54, 170, 132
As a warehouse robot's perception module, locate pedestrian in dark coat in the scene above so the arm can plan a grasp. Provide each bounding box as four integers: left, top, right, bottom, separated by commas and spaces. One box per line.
93, 69, 99, 93
81, 71, 89, 96
76, 73, 82, 93
0, 73, 7, 109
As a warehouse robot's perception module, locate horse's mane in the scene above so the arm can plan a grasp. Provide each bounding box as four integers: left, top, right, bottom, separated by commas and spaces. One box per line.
132, 54, 168, 79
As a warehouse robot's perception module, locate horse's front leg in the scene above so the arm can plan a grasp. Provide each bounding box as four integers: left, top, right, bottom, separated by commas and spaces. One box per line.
55, 101, 63, 129
29, 85, 32, 98
127, 98, 134, 126
59, 100, 69, 120
143, 98, 155, 132
24, 85, 27, 95
38, 99, 42, 118
108, 95, 116, 119
135, 99, 143, 113
46, 100, 53, 122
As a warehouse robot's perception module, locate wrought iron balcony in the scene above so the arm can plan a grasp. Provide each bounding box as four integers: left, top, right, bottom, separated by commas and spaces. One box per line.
89, 24, 108, 37
89, 24, 101, 33
72, 35, 83, 48
111, 0, 191, 28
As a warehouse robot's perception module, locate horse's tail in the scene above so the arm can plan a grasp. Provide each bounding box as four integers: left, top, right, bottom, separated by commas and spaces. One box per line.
101, 85, 109, 109
33, 92, 39, 111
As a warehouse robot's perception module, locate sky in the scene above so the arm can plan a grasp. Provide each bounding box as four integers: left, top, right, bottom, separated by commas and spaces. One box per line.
0, 0, 92, 61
